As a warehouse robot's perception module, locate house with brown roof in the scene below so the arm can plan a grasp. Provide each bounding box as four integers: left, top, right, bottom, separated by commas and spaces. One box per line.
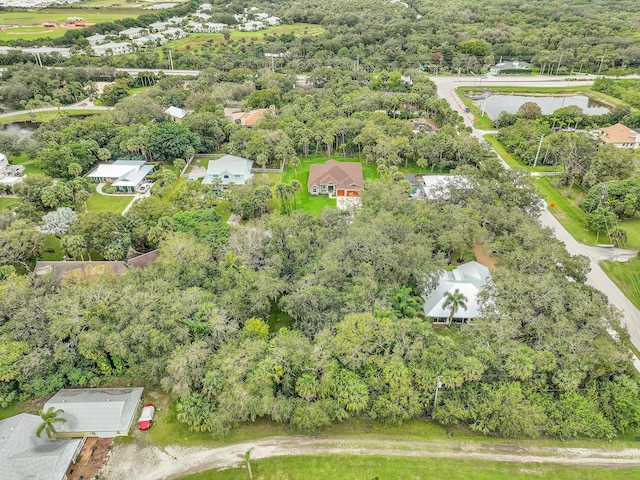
224, 106, 274, 128
599, 123, 640, 148
307, 160, 364, 197
410, 117, 439, 134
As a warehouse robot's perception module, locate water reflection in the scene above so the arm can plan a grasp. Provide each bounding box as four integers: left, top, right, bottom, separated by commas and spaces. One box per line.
480, 95, 610, 120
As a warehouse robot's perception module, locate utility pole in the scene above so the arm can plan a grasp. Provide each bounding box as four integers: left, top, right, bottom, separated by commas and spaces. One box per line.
556, 54, 563, 75
433, 375, 443, 409
168, 49, 174, 70
597, 54, 605, 75
533, 134, 544, 168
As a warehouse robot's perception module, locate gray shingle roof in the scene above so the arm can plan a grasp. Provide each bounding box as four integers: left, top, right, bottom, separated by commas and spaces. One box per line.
44, 388, 143, 436
0, 413, 82, 480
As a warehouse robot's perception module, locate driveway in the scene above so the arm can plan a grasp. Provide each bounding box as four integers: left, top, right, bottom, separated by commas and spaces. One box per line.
430, 74, 640, 363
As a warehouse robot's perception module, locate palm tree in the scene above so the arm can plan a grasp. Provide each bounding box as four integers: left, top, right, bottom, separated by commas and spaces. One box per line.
289, 180, 302, 210
442, 289, 468, 326
36, 407, 66, 440
237, 448, 254, 480
275, 183, 289, 214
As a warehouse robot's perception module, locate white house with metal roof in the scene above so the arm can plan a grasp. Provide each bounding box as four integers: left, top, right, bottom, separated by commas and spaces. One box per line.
44, 387, 144, 438
0, 413, 84, 480
202, 155, 253, 187
423, 261, 491, 323
164, 105, 189, 120
87, 160, 154, 192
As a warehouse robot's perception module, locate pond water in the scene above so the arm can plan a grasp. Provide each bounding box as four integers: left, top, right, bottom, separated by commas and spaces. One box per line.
479, 94, 611, 120
1, 122, 37, 140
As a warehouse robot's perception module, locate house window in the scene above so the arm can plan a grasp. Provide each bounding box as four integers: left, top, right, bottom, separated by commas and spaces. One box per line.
224, 174, 230, 179
235, 174, 242, 178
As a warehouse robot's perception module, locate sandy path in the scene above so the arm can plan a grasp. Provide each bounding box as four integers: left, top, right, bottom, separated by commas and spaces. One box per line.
100, 436, 640, 480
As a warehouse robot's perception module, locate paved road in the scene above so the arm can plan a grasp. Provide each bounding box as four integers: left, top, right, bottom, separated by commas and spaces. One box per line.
430, 74, 640, 363
0, 98, 113, 121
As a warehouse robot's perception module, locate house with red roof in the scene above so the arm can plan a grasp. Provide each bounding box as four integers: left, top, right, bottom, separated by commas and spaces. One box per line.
307, 160, 364, 197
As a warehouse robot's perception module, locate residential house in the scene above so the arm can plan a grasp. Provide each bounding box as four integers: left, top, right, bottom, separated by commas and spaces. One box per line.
204, 22, 227, 32
43, 388, 144, 438
307, 160, 364, 197
422, 174, 470, 201
599, 123, 640, 148
133, 34, 168, 47
119, 27, 147, 39
187, 21, 205, 32
86, 33, 107, 45
7, 165, 25, 176
423, 261, 491, 323
162, 27, 188, 39
144, 2, 178, 9
23, 46, 71, 58
239, 21, 265, 31
0, 413, 84, 480
192, 12, 212, 21
265, 16, 281, 26
167, 16, 185, 24
198, 3, 212, 11
148, 21, 171, 32
224, 106, 274, 127
202, 155, 254, 187
164, 105, 189, 121
410, 117, 439, 134
92, 42, 133, 56
86, 160, 154, 192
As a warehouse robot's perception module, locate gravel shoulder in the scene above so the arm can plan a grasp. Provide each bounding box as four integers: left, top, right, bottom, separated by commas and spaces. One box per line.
100, 435, 640, 480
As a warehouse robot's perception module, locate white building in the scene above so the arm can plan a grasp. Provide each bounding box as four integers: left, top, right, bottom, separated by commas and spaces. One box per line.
187, 21, 204, 32
204, 22, 227, 32
86, 33, 107, 45
0, 153, 7, 177
92, 42, 133, 56
239, 21, 265, 31
148, 21, 171, 32
167, 16, 185, 24
120, 27, 147, 39
266, 16, 281, 26
192, 12, 212, 20
24, 46, 71, 58
162, 28, 188, 39
133, 34, 168, 47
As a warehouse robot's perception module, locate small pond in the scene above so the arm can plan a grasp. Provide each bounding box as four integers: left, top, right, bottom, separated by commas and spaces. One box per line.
479, 94, 611, 120
1, 122, 37, 140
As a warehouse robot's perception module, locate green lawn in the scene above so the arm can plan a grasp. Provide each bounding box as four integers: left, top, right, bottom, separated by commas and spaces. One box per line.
0, 8, 144, 25
483, 134, 557, 172
0, 197, 17, 212
85, 189, 134, 214
601, 258, 640, 310
39, 235, 64, 261
74, 0, 187, 7
10, 154, 44, 175
281, 155, 378, 214
164, 23, 325, 51
0, 27, 68, 41
179, 455, 640, 480
0, 109, 105, 125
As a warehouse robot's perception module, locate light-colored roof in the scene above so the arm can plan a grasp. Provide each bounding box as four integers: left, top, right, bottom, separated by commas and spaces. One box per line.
423, 261, 490, 319
87, 160, 146, 180
307, 160, 364, 190
0, 413, 82, 480
203, 155, 253, 185
112, 164, 154, 187
422, 175, 470, 200
599, 123, 640, 144
165, 105, 188, 119
44, 388, 143, 436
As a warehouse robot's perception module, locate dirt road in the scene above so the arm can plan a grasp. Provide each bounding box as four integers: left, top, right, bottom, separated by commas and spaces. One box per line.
100, 436, 640, 480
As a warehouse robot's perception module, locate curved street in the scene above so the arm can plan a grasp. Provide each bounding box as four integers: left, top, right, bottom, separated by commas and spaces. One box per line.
429, 74, 640, 364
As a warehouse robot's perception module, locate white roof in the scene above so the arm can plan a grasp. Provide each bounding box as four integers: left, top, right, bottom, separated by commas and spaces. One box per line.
422, 175, 471, 200
203, 155, 253, 185
44, 388, 144, 435
165, 106, 188, 119
423, 261, 491, 320
120, 27, 144, 35
112, 164, 154, 187
87, 160, 146, 179
0, 413, 82, 480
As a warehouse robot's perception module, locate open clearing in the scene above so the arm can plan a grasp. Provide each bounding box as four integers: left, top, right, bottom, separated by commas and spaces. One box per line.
0, 8, 144, 27
101, 435, 640, 480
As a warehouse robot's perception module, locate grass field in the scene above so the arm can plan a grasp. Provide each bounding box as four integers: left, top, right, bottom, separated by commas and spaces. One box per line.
281, 155, 378, 214
164, 23, 325, 51
0, 9, 144, 25
75, 0, 187, 7
0, 197, 17, 212
179, 455, 640, 480
85, 189, 134, 213
601, 258, 640, 310
0, 27, 68, 40
0, 109, 105, 125
40, 235, 64, 261
483, 134, 558, 173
